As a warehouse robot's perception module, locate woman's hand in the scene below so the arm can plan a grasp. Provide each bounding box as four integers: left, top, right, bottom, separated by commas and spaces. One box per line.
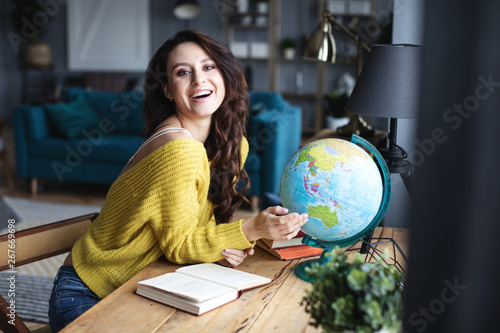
242, 206, 308, 242
217, 247, 255, 268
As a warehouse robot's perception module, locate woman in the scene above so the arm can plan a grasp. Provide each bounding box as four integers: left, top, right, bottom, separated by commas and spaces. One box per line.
48, 30, 307, 331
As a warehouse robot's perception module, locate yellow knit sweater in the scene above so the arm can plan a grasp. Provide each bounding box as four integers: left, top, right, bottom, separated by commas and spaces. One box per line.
72, 137, 254, 298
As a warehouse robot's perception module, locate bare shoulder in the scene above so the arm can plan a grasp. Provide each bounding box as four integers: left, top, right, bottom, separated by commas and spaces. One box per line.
145, 129, 193, 152
120, 128, 193, 176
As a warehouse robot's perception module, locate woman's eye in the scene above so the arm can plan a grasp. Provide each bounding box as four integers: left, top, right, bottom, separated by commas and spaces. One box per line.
177, 70, 190, 76
204, 65, 215, 71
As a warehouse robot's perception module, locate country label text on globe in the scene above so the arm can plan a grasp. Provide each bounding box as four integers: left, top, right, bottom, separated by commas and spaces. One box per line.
280, 139, 383, 242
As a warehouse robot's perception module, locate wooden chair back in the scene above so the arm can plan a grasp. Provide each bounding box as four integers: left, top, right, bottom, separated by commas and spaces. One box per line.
0, 213, 99, 333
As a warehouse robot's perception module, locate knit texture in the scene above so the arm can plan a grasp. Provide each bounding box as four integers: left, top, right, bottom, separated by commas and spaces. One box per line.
72, 138, 253, 298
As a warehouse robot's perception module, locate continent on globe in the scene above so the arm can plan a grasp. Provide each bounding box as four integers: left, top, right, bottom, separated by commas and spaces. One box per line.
308, 205, 339, 229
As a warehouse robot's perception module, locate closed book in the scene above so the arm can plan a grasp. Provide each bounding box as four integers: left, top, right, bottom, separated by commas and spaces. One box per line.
136, 263, 272, 315
260, 230, 306, 249
256, 240, 324, 260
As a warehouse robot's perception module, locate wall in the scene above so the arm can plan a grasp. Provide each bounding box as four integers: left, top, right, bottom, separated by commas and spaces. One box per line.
1, 0, 391, 122
0, 0, 227, 119
1, 0, 22, 119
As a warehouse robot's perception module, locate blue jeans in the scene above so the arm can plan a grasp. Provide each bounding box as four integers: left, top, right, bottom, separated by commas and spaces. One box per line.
48, 266, 102, 332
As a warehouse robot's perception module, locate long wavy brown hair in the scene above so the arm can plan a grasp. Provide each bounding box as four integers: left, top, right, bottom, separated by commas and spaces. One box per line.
142, 30, 250, 224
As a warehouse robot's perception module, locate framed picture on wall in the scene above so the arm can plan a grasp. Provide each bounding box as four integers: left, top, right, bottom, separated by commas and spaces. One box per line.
67, 0, 150, 72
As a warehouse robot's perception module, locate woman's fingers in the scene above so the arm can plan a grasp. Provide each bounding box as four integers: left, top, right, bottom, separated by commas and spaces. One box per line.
265, 206, 289, 216
268, 213, 308, 240
221, 248, 249, 267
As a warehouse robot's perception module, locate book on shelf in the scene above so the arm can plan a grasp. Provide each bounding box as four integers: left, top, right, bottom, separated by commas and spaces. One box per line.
260, 230, 306, 249
136, 263, 272, 316
256, 240, 324, 260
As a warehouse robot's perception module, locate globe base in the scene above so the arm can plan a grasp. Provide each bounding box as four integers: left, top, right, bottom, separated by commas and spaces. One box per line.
294, 250, 328, 282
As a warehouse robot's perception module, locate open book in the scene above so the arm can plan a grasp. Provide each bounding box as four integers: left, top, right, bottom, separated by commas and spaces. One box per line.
136, 263, 272, 315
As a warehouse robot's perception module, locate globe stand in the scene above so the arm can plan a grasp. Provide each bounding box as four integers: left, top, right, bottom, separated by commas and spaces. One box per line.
295, 235, 409, 283
294, 237, 335, 282
294, 135, 392, 282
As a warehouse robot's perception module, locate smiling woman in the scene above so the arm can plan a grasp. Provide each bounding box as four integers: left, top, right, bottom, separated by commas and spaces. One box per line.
47, 30, 308, 332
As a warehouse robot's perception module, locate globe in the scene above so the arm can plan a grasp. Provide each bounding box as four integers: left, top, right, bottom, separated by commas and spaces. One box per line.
280, 135, 391, 280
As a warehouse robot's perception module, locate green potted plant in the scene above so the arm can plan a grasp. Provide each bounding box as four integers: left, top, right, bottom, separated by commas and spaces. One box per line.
302, 247, 405, 333
281, 37, 296, 60
10, 0, 53, 67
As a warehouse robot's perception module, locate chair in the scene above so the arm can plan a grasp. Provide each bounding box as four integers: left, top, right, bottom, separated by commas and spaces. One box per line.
0, 213, 99, 333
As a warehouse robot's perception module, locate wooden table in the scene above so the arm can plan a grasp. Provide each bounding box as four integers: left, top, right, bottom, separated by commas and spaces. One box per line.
61, 227, 409, 333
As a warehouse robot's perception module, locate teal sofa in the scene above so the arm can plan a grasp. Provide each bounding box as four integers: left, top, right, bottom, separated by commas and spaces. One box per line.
13, 87, 145, 194
13, 89, 302, 198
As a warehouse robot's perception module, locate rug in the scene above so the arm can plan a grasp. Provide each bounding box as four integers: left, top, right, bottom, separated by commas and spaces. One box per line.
0, 196, 101, 324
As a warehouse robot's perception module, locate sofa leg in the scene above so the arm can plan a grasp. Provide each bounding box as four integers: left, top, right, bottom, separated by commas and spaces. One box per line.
31, 178, 38, 196
251, 195, 259, 212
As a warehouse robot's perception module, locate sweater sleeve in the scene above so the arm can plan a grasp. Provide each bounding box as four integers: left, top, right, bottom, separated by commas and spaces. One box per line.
146, 139, 253, 264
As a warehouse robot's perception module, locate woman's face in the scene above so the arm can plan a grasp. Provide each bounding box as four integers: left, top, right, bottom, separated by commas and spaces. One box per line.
164, 42, 226, 121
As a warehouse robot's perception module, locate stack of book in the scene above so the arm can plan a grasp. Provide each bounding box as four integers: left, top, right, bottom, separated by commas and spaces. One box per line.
256, 231, 324, 260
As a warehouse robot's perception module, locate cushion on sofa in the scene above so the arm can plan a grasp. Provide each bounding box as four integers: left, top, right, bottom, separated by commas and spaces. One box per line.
28, 135, 144, 163
44, 96, 100, 140
64, 88, 144, 135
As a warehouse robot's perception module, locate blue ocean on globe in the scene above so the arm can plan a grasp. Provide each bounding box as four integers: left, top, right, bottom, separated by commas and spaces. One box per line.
280, 138, 383, 243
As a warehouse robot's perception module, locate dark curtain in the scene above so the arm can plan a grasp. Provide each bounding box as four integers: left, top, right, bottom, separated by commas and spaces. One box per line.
404, 0, 500, 332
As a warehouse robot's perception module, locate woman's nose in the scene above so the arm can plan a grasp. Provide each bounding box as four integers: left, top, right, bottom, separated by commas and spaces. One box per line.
191, 70, 206, 85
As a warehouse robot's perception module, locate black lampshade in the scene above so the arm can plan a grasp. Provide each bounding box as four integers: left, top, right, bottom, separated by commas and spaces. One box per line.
345, 44, 423, 119
173, 0, 201, 20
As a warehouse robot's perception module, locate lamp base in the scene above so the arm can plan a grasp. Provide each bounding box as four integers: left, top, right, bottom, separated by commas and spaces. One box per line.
336, 115, 375, 137
380, 146, 410, 174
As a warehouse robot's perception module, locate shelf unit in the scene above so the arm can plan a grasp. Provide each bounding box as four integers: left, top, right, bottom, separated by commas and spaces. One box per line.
222, 0, 377, 135
223, 0, 280, 91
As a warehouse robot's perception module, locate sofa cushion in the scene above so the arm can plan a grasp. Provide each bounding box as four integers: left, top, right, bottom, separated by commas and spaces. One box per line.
64, 88, 144, 135
28, 135, 144, 164
44, 97, 100, 140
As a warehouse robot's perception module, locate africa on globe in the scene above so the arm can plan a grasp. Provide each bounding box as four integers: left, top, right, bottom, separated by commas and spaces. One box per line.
280, 137, 388, 246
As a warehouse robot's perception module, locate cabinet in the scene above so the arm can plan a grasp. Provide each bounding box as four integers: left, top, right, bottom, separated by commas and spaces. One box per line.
222, 0, 280, 91
223, 0, 378, 134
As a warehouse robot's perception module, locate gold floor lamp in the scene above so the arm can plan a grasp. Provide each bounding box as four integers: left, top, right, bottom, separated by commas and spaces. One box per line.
303, 10, 374, 137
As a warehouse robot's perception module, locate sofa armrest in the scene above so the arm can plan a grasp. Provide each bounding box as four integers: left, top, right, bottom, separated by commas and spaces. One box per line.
13, 106, 29, 178
250, 105, 302, 195
13, 105, 54, 179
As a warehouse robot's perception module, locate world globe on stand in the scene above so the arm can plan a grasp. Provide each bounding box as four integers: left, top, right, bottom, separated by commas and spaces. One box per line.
280, 135, 391, 281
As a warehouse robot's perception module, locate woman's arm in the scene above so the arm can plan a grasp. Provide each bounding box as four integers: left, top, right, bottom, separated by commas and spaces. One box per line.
149, 142, 254, 264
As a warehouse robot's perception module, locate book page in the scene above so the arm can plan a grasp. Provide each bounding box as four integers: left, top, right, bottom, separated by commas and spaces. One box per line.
176, 263, 272, 290
137, 272, 236, 303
